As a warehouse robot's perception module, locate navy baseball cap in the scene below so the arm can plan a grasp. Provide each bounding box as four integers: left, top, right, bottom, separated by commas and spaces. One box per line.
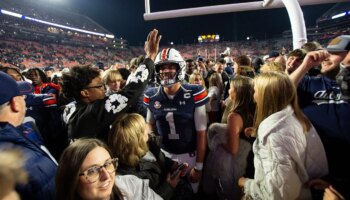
326, 35, 350, 53
44, 66, 54, 71
0, 72, 33, 105
267, 51, 280, 59
196, 56, 204, 62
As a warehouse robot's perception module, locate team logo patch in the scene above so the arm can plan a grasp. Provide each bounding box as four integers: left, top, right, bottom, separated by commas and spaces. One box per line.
154, 101, 161, 109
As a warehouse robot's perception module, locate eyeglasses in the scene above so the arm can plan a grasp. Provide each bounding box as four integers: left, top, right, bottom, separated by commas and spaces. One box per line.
84, 84, 106, 90
79, 158, 118, 183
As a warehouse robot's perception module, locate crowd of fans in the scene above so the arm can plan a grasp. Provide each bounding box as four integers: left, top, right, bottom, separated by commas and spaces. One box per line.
1, 1, 350, 200
0, 35, 295, 71
0, 38, 131, 70
0, 26, 350, 200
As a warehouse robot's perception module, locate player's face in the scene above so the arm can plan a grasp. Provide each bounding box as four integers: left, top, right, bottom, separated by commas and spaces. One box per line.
159, 64, 178, 81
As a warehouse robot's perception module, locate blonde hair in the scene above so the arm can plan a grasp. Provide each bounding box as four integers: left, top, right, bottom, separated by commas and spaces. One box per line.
260, 62, 284, 73
102, 69, 123, 84
0, 149, 27, 199
253, 72, 311, 136
108, 113, 149, 167
188, 71, 206, 88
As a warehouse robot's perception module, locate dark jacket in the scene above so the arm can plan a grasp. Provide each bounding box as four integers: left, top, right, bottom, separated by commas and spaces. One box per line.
25, 93, 66, 159
117, 135, 175, 200
0, 122, 57, 200
63, 59, 154, 141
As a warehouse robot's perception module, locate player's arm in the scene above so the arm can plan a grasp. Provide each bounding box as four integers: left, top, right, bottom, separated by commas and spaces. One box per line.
194, 104, 207, 164
190, 105, 207, 182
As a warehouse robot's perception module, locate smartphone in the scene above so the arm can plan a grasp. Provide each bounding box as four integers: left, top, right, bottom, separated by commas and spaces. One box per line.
170, 163, 187, 179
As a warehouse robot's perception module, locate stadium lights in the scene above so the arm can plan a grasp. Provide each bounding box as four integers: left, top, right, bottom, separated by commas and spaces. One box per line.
106, 34, 115, 39
0, 8, 114, 38
25, 16, 106, 37
331, 12, 346, 19
1, 9, 23, 18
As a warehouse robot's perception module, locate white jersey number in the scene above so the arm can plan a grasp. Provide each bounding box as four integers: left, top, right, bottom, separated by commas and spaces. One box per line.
165, 112, 180, 140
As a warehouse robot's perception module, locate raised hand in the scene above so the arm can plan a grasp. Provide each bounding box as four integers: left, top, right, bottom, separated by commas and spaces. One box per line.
302, 50, 330, 70
144, 29, 162, 61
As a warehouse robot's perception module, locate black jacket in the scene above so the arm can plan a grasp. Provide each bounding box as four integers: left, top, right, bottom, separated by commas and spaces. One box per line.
117, 135, 175, 200
63, 58, 154, 141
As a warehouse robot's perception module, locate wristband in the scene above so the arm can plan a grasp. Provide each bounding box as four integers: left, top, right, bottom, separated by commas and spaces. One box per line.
194, 162, 203, 171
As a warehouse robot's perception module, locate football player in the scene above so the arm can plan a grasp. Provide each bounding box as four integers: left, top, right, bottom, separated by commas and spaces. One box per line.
144, 48, 208, 192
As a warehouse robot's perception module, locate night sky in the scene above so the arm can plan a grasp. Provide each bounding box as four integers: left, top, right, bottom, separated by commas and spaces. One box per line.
65, 0, 335, 46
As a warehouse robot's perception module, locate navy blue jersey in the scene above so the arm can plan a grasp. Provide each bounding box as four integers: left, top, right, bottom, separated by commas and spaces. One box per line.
144, 84, 208, 154
298, 75, 350, 197
298, 76, 350, 143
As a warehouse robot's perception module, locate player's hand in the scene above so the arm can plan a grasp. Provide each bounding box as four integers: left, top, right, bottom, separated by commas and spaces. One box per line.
144, 29, 161, 61
189, 167, 202, 183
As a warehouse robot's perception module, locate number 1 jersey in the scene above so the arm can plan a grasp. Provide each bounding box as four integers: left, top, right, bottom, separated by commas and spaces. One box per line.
144, 84, 208, 154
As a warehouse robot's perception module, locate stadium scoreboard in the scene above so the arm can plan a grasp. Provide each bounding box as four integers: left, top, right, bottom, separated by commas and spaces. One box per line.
198, 34, 220, 43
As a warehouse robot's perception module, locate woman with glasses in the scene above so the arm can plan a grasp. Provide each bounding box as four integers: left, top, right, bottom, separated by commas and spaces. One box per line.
56, 138, 163, 200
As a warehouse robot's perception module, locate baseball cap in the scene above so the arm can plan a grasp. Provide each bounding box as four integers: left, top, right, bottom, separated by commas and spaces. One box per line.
267, 51, 280, 59
44, 66, 54, 71
0, 72, 33, 105
326, 35, 350, 53
196, 56, 204, 62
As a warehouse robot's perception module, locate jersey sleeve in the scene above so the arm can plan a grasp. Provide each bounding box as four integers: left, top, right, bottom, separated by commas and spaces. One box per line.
193, 85, 209, 107
143, 87, 158, 108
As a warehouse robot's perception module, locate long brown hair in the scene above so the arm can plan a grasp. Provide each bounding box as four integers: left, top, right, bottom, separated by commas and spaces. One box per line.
253, 72, 311, 135
221, 76, 255, 124
56, 138, 122, 200
228, 76, 255, 117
